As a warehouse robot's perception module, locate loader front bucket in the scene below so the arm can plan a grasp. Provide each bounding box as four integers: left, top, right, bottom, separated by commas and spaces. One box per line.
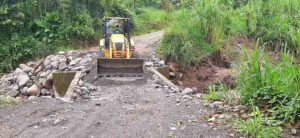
97, 58, 144, 77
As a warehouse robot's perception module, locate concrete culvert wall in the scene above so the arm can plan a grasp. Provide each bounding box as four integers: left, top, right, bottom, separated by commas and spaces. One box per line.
53, 72, 76, 97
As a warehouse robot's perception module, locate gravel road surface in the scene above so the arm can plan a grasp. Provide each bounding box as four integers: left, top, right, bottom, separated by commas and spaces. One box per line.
0, 31, 229, 138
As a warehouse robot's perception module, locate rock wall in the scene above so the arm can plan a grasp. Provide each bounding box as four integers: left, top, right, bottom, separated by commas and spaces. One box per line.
0, 51, 97, 99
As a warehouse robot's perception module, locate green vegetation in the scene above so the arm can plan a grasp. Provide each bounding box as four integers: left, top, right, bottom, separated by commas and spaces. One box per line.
204, 82, 228, 101
0, 0, 171, 72
158, 0, 300, 66
238, 47, 300, 123
1, 0, 300, 136
236, 106, 283, 138
244, 0, 300, 50
202, 82, 240, 105
133, 8, 169, 34
0, 96, 21, 105
158, 0, 226, 66
153, 0, 300, 136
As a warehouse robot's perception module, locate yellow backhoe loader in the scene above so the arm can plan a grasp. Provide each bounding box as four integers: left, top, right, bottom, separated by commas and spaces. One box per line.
98, 17, 144, 76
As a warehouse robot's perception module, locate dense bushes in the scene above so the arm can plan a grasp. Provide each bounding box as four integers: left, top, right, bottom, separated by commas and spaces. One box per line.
238, 47, 300, 123
0, 1, 103, 72
0, 0, 168, 72
0, 35, 40, 72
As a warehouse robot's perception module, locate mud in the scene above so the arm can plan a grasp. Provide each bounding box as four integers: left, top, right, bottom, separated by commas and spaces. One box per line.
170, 52, 235, 93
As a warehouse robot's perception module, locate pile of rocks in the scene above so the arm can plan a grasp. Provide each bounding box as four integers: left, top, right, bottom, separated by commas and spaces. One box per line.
0, 51, 97, 99
72, 81, 97, 100
147, 57, 185, 87
144, 55, 166, 68
150, 74, 178, 94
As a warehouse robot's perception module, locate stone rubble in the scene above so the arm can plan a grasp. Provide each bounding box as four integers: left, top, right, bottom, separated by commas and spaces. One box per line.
72, 82, 98, 100
0, 51, 97, 100
144, 55, 167, 68
1, 49, 187, 103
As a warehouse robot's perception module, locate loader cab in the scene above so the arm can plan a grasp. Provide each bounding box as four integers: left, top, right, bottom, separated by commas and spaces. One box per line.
100, 17, 135, 59
102, 17, 132, 49
113, 25, 123, 34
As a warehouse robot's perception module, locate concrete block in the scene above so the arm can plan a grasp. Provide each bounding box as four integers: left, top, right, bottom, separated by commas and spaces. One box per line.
156, 66, 170, 79
151, 68, 179, 92
53, 72, 76, 98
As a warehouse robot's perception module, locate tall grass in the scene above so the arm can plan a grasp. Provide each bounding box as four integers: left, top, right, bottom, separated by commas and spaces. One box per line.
132, 8, 169, 34
242, 0, 300, 50
157, 0, 227, 66
236, 106, 282, 138
238, 47, 300, 123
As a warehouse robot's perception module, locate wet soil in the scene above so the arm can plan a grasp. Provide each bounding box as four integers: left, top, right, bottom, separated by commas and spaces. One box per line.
170, 53, 235, 93
169, 35, 256, 92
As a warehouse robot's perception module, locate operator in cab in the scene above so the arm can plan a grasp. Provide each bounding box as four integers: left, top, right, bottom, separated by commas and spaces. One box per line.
114, 24, 123, 34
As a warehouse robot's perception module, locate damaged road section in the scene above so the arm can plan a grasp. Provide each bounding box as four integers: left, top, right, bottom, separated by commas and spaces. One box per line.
0, 31, 230, 138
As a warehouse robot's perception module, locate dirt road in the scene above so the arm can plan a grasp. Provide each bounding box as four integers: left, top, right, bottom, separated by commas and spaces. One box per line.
0, 32, 228, 138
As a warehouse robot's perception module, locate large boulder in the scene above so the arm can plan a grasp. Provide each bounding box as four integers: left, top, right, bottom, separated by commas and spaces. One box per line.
42, 80, 52, 89
145, 61, 154, 67
34, 66, 43, 75
58, 51, 65, 55
44, 65, 52, 71
58, 63, 68, 71
17, 74, 30, 87
39, 70, 51, 78
79, 58, 89, 65
59, 57, 68, 64
51, 61, 59, 70
43, 59, 51, 67
46, 73, 53, 82
5, 90, 19, 97
69, 60, 77, 66
46, 55, 54, 60
23, 67, 32, 73
74, 58, 82, 64
1, 76, 13, 88
19, 64, 32, 73
19, 64, 27, 69
0, 89, 5, 95
169, 64, 177, 72
41, 88, 51, 96
27, 61, 36, 67
14, 68, 25, 75
50, 56, 59, 62
27, 84, 40, 96
158, 60, 165, 66
21, 87, 28, 95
